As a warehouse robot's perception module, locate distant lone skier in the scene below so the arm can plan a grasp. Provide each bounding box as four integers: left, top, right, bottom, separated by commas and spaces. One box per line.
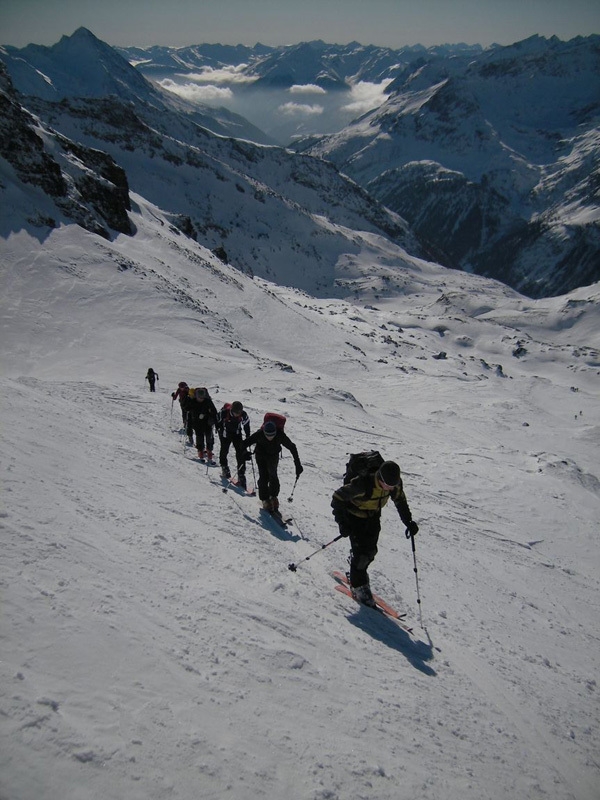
331, 459, 419, 607
146, 368, 158, 392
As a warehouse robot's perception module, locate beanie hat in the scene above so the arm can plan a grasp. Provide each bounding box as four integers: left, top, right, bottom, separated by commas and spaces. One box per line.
378, 461, 401, 487
231, 400, 243, 415
263, 421, 277, 437
178, 381, 188, 389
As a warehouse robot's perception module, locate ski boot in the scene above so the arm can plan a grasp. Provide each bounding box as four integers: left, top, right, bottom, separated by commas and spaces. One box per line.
351, 584, 377, 608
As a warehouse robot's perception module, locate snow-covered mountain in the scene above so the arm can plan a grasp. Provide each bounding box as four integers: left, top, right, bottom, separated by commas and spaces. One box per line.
0, 61, 132, 240
2, 28, 598, 303
118, 39, 485, 90
116, 39, 485, 145
0, 31, 430, 296
2, 113, 600, 799
295, 35, 600, 299
0, 27, 274, 145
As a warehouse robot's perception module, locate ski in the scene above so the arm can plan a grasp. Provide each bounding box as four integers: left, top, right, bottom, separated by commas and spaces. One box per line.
332, 571, 412, 631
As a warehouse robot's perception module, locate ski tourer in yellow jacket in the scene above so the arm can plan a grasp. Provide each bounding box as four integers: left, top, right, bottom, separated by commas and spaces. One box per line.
331, 460, 419, 606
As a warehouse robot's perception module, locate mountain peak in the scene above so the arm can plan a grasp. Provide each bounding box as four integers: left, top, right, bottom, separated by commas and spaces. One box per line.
67, 27, 98, 40
56, 27, 107, 52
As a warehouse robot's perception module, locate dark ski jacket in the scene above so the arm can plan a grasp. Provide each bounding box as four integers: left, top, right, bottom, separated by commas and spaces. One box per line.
216, 405, 250, 440
242, 428, 301, 470
188, 396, 217, 427
172, 386, 188, 403
332, 474, 413, 525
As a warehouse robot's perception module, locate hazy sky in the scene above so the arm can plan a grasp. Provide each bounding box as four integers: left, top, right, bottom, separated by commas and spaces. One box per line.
1, 0, 598, 49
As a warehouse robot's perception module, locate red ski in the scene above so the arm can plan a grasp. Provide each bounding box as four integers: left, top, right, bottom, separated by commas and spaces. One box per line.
332, 571, 413, 632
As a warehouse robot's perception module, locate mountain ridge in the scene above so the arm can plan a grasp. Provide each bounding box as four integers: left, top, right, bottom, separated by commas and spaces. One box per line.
1, 29, 599, 298
0, 44, 429, 298
295, 34, 600, 297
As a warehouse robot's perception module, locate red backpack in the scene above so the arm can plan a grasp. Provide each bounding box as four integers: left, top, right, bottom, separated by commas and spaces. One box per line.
263, 412, 286, 431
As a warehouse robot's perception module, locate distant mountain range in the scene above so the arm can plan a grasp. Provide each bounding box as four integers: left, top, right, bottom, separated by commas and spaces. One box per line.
0, 29, 424, 299
292, 35, 600, 297
114, 39, 486, 145
1, 29, 598, 298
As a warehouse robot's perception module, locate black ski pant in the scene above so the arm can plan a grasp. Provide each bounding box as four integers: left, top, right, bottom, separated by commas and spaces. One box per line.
255, 454, 280, 501
148, 379, 156, 392
342, 514, 381, 588
219, 435, 246, 479
193, 422, 214, 454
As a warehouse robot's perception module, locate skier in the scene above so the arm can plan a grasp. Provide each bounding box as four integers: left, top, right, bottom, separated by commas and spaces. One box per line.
146, 368, 158, 392
188, 387, 217, 462
241, 420, 303, 512
171, 381, 190, 425
216, 400, 251, 488
331, 460, 419, 607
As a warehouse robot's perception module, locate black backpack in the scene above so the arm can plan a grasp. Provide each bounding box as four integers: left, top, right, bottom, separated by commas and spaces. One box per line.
343, 450, 384, 487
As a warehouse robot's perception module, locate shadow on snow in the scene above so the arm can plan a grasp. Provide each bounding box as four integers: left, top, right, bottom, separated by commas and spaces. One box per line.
346, 606, 437, 676
259, 509, 301, 542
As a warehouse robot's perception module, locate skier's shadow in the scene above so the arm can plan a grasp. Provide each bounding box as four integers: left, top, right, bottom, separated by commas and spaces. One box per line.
259, 511, 301, 542
346, 608, 437, 676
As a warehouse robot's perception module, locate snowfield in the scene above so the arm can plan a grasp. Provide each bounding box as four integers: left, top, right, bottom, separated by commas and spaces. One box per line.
1, 199, 599, 800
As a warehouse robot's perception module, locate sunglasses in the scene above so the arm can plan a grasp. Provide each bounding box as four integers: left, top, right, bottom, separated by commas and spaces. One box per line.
378, 474, 399, 491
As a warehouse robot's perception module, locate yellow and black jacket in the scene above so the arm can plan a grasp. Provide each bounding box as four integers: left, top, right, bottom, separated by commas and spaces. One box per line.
332, 474, 413, 526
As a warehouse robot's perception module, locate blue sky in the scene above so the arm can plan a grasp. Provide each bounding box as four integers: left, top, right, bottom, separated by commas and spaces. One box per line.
1, 0, 598, 48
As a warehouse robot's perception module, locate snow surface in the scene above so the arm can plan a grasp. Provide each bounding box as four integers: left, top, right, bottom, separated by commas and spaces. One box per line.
1, 196, 599, 800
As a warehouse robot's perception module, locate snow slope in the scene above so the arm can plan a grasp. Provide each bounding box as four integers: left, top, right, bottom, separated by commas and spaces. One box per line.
1, 197, 599, 800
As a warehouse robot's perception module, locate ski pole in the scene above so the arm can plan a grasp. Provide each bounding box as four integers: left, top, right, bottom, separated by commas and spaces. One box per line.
287, 476, 299, 502
182, 414, 190, 454
288, 535, 342, 572
170, 397, 174, 429
406, 528, 424, 628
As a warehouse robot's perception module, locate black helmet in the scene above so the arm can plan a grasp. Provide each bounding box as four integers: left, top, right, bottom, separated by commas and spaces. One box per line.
231, 401, 243, 415
378, 461, 401, 488
263, 421, 277, 438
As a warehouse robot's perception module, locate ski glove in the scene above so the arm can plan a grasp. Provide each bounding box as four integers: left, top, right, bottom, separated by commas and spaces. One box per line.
405, 520, 419, 537
332, 506, 350, 530
295, 463, 303, 478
